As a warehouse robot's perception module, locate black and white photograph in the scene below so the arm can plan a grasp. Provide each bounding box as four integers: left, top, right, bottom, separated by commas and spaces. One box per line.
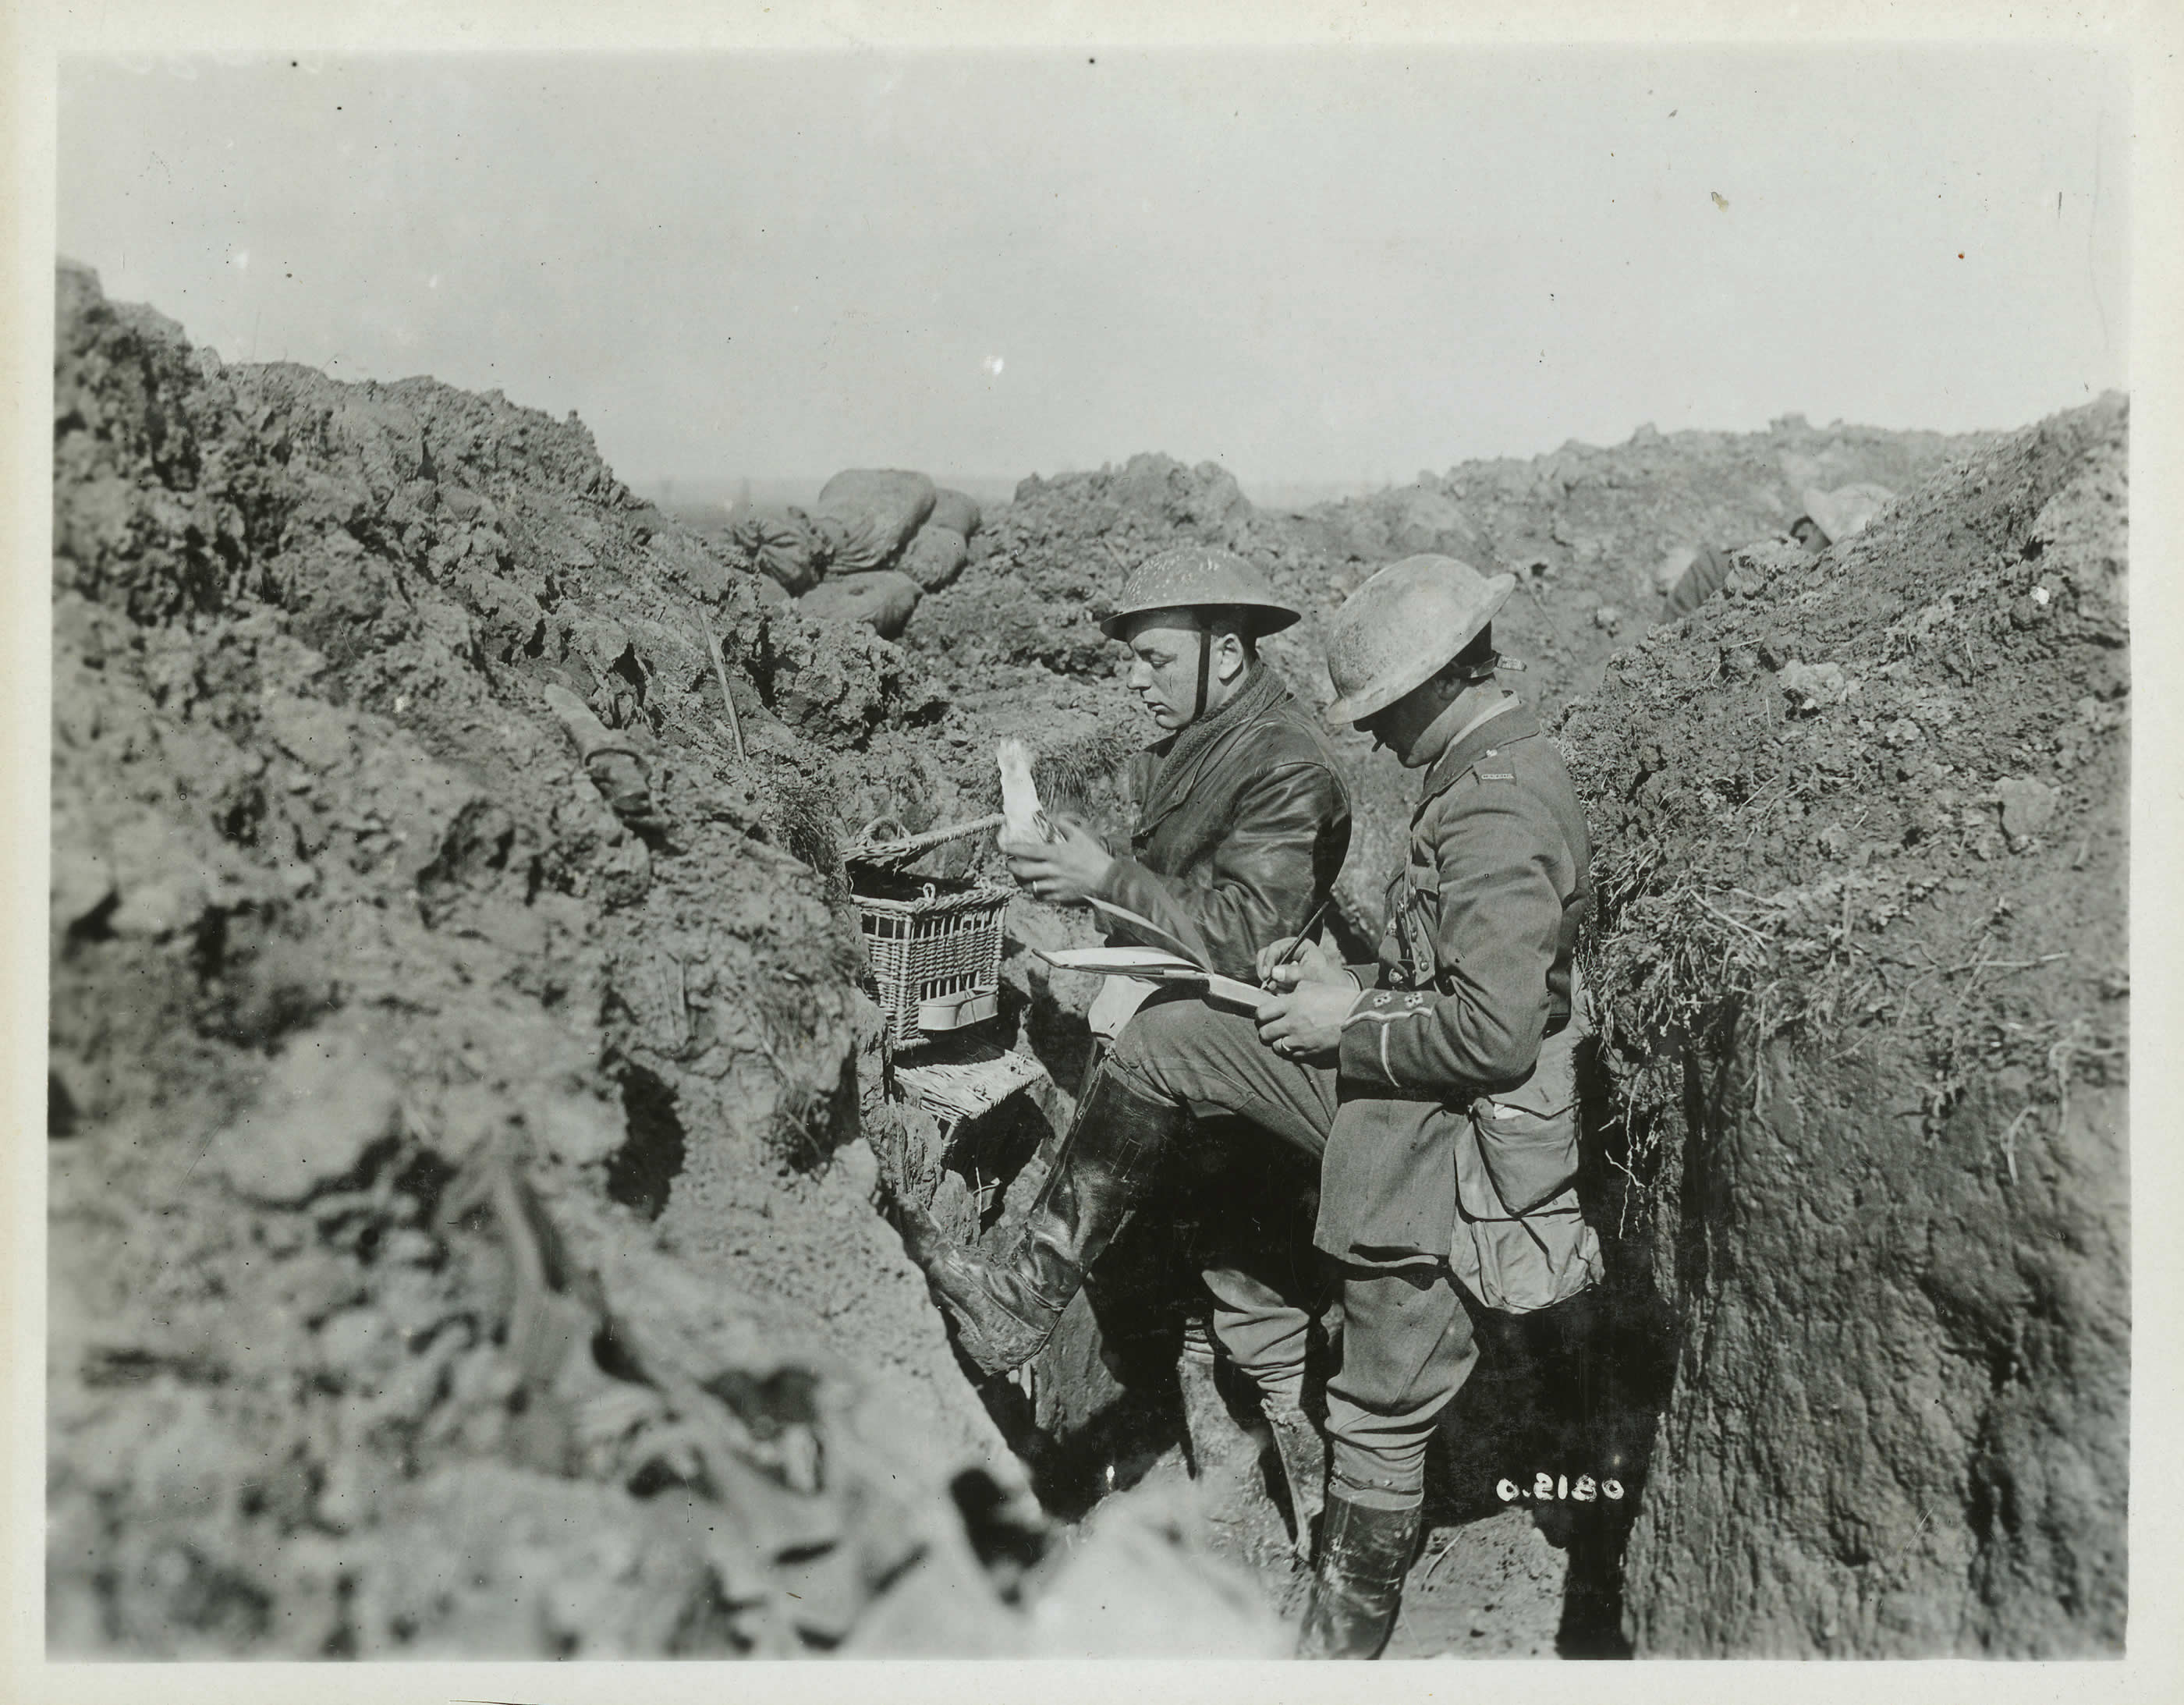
9, 1, 2175, 1691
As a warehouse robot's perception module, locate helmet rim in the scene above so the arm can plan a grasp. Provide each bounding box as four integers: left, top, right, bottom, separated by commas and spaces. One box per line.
1097, 545, 1304, 640
1323, 556, 1516, 724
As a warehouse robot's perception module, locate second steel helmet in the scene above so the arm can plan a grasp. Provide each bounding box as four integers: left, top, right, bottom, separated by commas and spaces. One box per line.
1324, 555, 1516, 723
1800, 483, 1895, 548
1097, 546, 1303, 640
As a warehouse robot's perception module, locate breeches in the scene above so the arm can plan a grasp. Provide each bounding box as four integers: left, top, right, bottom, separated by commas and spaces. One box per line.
1109, 998, 1478, 1506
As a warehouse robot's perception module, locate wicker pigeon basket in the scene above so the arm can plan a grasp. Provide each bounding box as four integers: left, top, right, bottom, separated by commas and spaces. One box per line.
846, 815, 1012, 1050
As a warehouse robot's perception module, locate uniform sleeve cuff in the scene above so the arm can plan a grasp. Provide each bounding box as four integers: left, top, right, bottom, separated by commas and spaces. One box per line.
1091, 856, 1141, 906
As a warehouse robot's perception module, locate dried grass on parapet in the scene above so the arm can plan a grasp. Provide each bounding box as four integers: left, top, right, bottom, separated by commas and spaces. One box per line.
1558, 395, 2129, 1176
1018, 723, 1143, 822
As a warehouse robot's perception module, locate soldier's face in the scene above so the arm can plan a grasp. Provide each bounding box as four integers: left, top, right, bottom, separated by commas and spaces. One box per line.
1122, 615, 1209, 731
1358, 672, 1461, 767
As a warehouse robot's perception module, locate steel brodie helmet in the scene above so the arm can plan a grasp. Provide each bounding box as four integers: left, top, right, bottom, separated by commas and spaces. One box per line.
1800, 483, 1895, 549
1324, 554, 1516, 723
1097, 547, 1303, 640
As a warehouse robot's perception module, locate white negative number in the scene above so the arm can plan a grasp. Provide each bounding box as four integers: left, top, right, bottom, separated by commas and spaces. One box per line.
1495, 1472, 1628, 1501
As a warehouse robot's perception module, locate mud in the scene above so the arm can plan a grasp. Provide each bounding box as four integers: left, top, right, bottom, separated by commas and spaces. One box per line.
46, 263, 1278, 1658
1557, 395, 2129, 1654
51, 256, 2121, 1661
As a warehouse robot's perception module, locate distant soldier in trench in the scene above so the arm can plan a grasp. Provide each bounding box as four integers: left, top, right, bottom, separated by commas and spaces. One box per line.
1661, 482, 1895, 618
944, 556, 1599, 1658
894, 545, 1354, 1553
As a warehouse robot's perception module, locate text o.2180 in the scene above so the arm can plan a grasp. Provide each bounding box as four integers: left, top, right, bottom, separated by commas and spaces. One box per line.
1496, 1473, 1623, 1503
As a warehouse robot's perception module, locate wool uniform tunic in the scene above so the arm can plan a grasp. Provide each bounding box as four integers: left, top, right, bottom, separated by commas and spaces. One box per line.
1665, 542, 1735, 617
1107, 683, 1601, 1503
1320, 689, 1596, 1292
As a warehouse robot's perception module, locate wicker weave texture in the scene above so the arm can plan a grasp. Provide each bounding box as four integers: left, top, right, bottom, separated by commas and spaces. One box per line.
856, 880, 1012, 1049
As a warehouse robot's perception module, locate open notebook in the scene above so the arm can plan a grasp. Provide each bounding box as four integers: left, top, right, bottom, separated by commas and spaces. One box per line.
1031, 944, 1268, 1012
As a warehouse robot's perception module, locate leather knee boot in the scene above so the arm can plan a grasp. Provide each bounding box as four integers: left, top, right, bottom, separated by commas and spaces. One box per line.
1296, 1494, 1422, 1660
900, 1065, 1186, 1378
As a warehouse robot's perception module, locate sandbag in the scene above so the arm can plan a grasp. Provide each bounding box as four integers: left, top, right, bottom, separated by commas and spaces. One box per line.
927, 487, 983, 539
798, 569, 921, 640
812, 470, 936, 572
730, 504, 824, 596
1388, 486, 1481, 556
899, 525, 969, 592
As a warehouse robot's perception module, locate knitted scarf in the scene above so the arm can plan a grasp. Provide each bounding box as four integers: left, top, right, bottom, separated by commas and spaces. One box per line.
1142, 661, 1289, 822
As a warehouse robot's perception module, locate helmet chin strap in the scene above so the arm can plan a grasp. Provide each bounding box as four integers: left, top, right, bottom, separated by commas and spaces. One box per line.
1192, 610, 1213, 724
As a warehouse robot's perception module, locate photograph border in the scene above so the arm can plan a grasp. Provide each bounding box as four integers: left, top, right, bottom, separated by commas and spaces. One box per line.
6, 3, 2179, 1702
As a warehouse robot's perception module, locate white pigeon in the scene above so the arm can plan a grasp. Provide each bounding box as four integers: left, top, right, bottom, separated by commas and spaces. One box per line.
996, 739, 1055, 845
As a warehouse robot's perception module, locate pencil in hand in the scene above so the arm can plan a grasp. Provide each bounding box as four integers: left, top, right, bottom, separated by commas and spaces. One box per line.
1262, 896, 1335, 991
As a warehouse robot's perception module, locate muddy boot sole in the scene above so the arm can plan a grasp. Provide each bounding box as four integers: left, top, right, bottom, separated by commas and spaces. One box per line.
920, 1239, 1065, 1378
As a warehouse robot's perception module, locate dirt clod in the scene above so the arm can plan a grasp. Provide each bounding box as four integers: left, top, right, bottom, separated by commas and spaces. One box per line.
205, 1028, 404, 1205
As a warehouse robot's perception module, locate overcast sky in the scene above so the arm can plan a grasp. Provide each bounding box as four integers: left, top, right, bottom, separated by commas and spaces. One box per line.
56, 48, 2128, 493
